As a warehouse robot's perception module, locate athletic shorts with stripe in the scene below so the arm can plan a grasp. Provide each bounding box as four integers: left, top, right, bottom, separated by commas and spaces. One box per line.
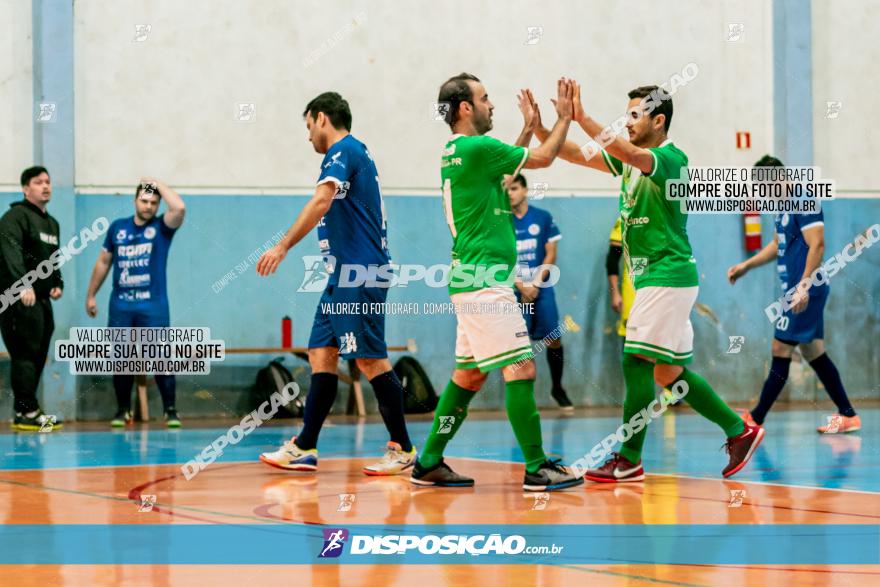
624, 286, 698, 365
452, 286, 534, 372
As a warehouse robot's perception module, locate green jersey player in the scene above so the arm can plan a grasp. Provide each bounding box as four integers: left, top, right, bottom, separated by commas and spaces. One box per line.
530, 83, 764, 481
410, 74, 583, 492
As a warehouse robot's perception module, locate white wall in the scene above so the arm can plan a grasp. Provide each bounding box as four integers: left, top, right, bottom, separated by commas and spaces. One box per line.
74, 0, 773, 193
812, 0, 880, 192
0, 0, 33, 190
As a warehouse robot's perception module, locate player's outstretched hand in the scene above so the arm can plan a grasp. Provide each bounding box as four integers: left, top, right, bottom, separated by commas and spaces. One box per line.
517, 89, 537, 130
727, 262, 748, 284
572, 80, 585, 122
256, 244, 287, 276
551, 78, 574, 121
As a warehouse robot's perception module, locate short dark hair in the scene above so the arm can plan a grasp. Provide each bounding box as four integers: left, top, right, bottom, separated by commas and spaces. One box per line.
512, 173, 527, 188
21, 166, 49, 187
754, 154, 784, 167
135, 183, 160, 199
302, 92, 352, 131
628, 85, 673, 133
438, 73, 481, 129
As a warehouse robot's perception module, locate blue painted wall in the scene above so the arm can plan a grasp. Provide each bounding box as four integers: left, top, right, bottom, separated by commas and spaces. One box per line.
6, 191, 877, 417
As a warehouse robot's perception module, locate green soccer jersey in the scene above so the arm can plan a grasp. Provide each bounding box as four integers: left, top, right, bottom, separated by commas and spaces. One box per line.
601, 139, 698, 289
441, 134, 529, 295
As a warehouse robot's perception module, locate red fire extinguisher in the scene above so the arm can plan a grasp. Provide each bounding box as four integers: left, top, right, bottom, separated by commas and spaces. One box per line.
743, 212, 762, 254
281, 316, 292, 348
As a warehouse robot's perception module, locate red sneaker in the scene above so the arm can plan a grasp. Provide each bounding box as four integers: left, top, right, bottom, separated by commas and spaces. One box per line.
584, 452, 645, 483
722, 422, 765, 478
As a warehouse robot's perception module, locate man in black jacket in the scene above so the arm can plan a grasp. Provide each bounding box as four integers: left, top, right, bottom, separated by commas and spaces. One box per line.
0, 166, 64, 431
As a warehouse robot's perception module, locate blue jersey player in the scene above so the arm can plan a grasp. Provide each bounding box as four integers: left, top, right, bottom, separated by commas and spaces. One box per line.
86, 179, 186, 428
728, 155, 859, 433
258, 92, 415, 475
507, 173, 572, 410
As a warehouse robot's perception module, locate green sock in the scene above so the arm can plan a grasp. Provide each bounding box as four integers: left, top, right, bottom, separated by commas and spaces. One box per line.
619, 353, 655, 464
504, 379, 546, 473
674, 369, 745, 438
418, 380, 475, 469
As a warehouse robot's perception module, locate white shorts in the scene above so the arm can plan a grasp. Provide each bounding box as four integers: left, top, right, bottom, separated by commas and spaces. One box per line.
624, 286, 698, 365
451, 286, 534, 372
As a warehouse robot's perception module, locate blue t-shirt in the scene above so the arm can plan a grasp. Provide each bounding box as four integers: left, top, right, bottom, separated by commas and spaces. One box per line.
316, 134, 391, 285
103, 215, 177, 314
775, 211, 827, 296
513, 205, 561, 285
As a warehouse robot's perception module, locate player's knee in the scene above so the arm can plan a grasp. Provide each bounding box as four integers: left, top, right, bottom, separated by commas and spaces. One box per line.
354, 357, 391, 379
653, 363, 681, 387
453, 368, 486, 391
798, 340, 824, 362
503, 359, 535, 381
546, 338, 562, 349
308, 347, 339, 373
771, 337, 796, 358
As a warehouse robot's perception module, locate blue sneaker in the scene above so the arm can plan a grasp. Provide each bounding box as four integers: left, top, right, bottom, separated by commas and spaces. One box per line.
260, 436, 318, 471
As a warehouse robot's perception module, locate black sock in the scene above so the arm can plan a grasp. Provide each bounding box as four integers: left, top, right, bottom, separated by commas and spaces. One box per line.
809, 353, 856, 417
751, 357, 790, 424
547, 345, 564, 391
370, 370, 413, 452
113, 375, 134, 412
295, 373, 339, 450
154, 375, 176, 412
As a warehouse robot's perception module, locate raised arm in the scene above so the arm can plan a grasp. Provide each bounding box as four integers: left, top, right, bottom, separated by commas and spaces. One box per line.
572, 82, 654, 174
522, 79, 573, 169
533, 87, 612, 173
142, 178, 186, 229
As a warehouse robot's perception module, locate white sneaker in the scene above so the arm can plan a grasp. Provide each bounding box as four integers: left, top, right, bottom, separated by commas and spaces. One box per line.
363, 441, 417, 476
259, 436, 318, 471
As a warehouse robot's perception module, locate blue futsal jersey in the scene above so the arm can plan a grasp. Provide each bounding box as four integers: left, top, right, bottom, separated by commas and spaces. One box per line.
103, 215, 177, 315
513, 205, 561, 286
775, 211, 827, 297
316, 134, 391, 285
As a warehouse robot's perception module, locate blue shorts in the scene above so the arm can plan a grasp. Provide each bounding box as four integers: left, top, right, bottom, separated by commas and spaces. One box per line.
774, 293, 826, 343
108, 308, 170, 328
308, 284, 388, 359
517, 288, 560, 341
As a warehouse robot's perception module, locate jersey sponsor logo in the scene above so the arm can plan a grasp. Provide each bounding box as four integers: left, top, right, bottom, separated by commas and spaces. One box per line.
528, 223, 540, 236
627, 216, 650, 226
780, 213, 790, 227
118, 243, 153, 257
118, 268, 150, 288
442, 143, 456, 156
116, 229, 127, 241
39, 232, 59, 245
441, 157, 462, 168
144, 226, 156, 240
516, 238, 538, 252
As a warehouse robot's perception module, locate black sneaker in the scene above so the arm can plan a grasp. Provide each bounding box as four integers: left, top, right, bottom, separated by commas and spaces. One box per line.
165, 409, 182, 428
410, 458, 474, 487
523, 458, 584, 492
551, 388, 574, 412
12, 410, 63, 432
111, 410, 133, 428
